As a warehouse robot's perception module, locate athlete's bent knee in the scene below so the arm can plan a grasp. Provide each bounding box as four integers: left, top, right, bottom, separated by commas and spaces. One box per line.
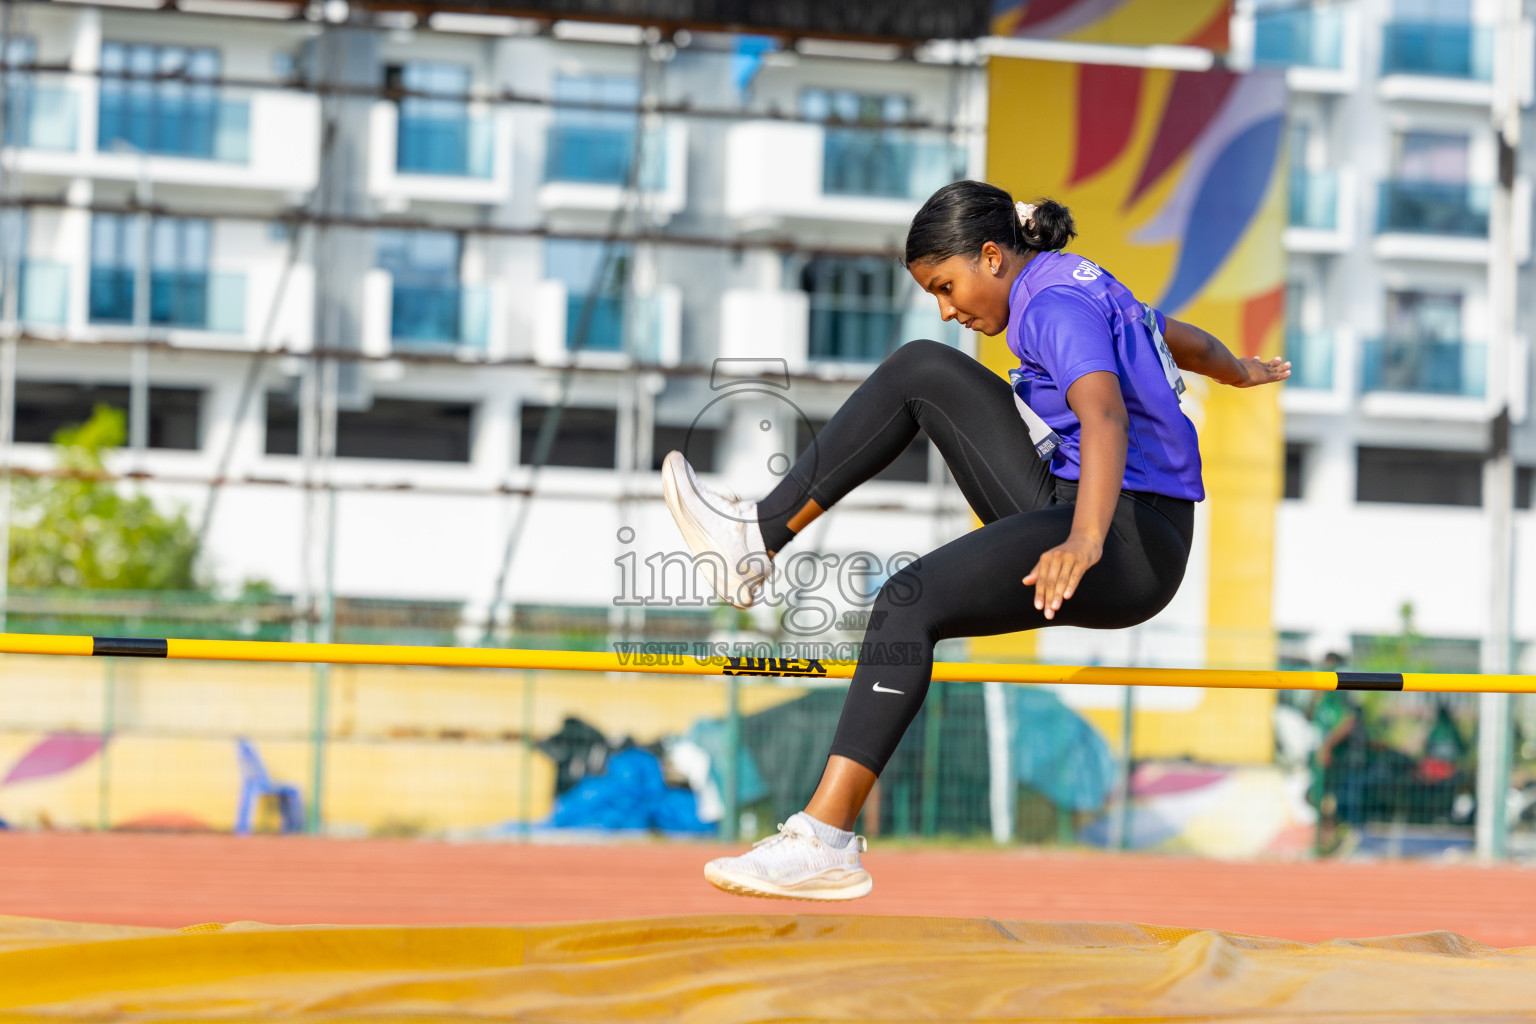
883, 338, 951, 371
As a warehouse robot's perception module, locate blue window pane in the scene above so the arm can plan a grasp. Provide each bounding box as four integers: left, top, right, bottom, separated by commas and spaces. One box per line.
396, 62, 475, 175
1, 37, 35, 146
150, 270, 210, 327
546, 76, 641, 185
822, 130, 961, 200
398, 115, 471, 174
89, 267, 135, 323
391, 285, 462, 343
1377, 180, 1490, 236
1285, 329, 1334, 390
808, 303, 904, 362
18, 261, 70, 326
376, 229, 460, 283
1361, 339, 1484, 397
565, 293, 625, 352
97, 41, 237, 159
1288, 170, 1338, 229
1254, 8, 1344, 69
1381, 21, 1492, 79
544, 124, 636, 184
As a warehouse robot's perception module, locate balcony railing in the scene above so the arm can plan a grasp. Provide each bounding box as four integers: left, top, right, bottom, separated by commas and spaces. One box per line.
1377, 180, 1490, 236
1361, 338, 1485, 397
390, 284, 488, 348
150, 271, 244, 331
96, 91, 250, 161
1254, 8, 1345, 69
544, 124, 665, 189
89, 268, 245, 331
1285, 328, 1334, 390
396, 114, 494, 178
822, 130, 963, 200
17, 261, 68, 325
565, 292, 626, 352
1381, 21, 1492, 80
1289, 170, 1338, 230
3, 84, 78, 151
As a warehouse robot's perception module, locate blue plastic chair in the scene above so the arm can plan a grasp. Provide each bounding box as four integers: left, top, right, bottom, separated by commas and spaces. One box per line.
234, 737, 305, 835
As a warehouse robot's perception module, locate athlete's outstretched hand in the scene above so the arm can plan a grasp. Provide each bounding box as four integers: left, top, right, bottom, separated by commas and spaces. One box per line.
1163, 318, 1294, 389
1233, 356, 1290, 388
1023, 533, 1103, 622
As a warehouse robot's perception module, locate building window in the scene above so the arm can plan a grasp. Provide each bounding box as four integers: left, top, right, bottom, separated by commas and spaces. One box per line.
1386, 289, 1461, 342
89, 215, 215, 328
387, 62, 478, 176
1356, 446, 1482, 506
98, 42, 225, 158
2, 37, 34, 146
265, 394, 474, 462
264, 393, 299, 456
803, 88, 928, 200
16, 381, 201, 450
377, 230, 464, 345
800, 87, 962, 201
1253, 1, 1344, 70
796, 417, 928, 484
149, 218, 214, 328
1383, 0, 1487, 81
1380, 132, 1486, 236
519, 404, 617, 469
1395, 131, 1470, 182
88, 214, 140, 324
545, 75, 642, 186
802, 256, 911, 363
1283, 442, 1308, 500
0, 207, 24, 315
546, 239, 630, 353
1364, 290, 1478, 396
652, 424, 719, 473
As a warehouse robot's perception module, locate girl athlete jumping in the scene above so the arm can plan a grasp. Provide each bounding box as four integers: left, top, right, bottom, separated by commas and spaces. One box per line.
661, 180, 1289, 900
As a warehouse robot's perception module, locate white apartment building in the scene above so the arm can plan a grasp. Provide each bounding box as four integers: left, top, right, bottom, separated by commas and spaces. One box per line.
1241, 0, 1536, 669
0, 1, 980, 639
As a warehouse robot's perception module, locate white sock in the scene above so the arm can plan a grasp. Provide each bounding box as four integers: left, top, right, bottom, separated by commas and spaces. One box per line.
797, 811, 855, 849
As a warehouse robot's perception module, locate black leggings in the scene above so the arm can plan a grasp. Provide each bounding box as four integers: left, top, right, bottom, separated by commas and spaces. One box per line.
758, 340, 1195, 776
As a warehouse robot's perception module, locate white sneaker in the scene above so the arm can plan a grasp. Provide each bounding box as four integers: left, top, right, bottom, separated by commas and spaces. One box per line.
660, 449, 773, 609
704, 813, 873, 901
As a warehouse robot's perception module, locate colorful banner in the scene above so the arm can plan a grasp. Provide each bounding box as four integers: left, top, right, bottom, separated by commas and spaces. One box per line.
993, 0, 1231, 50
982, 57, 1287, 759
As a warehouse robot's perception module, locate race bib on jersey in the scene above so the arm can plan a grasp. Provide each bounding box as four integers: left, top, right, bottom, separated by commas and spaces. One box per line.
1143, 303, 1186, 397
1006, 367, 1063, 461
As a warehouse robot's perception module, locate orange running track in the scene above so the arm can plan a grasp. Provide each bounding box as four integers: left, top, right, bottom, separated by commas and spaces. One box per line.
4, 832, 1535, 947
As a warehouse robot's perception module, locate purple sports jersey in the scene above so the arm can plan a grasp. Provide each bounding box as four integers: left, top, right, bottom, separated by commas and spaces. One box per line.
1004, 250, 1204, 502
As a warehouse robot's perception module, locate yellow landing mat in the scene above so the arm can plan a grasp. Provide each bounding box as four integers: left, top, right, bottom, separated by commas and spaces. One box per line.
1, 914, 1535, 1023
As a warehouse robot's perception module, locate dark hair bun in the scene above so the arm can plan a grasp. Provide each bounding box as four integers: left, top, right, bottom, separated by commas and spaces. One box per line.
1021, 199, 1076, 252
905, 181, 1079, 266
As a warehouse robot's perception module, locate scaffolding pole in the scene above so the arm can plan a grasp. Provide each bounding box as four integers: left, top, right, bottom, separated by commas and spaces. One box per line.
1477, 0, 1523, 862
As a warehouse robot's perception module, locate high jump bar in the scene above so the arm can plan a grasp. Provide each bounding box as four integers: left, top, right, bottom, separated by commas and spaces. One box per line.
0, 631, 1527, 693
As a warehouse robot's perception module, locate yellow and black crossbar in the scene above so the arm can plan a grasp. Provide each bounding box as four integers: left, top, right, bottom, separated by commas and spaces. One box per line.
0, 632, 1528, 693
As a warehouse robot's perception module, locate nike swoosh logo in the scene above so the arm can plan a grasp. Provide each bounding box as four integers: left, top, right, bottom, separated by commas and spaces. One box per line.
871, 682, 904, 694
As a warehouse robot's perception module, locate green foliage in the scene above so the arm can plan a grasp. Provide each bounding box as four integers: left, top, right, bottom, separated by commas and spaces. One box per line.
9, 404, 201, 590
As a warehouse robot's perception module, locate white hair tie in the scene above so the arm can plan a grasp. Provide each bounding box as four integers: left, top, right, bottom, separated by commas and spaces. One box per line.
1015, 201, 1037, 228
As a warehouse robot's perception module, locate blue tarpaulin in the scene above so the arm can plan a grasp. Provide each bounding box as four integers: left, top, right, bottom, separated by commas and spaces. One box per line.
548, 748, 714, 833
1008, 687, 1116, 813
